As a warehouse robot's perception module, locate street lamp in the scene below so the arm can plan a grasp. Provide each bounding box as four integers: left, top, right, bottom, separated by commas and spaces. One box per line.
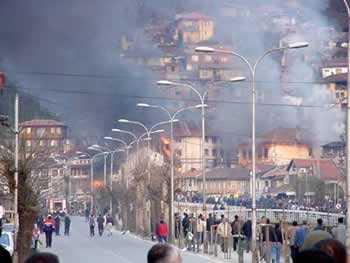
136, 103, 204, 243
196, 41, 308, 263
157, 77, 245, 215
89, 145, 110, 186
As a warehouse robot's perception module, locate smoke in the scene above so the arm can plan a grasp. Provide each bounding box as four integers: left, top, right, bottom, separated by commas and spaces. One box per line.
0, 0, 344, 154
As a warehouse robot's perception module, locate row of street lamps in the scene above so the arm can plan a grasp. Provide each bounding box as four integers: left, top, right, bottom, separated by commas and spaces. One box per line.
60, 42, 308, 260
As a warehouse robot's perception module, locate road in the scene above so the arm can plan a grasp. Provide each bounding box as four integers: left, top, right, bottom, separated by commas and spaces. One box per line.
41, 216, 222, 263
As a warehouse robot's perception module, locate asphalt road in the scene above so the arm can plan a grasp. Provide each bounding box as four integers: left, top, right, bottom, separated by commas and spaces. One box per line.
41, 216, 222, 263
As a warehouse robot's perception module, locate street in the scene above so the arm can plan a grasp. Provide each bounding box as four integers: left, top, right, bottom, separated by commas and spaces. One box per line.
42, 217, 221, 263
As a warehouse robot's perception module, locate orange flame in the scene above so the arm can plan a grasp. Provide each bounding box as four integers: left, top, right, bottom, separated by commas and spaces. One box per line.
92, 180, 104, 188
161, 136, 171, 157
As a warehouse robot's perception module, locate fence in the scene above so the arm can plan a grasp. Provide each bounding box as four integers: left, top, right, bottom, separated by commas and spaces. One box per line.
175, 202, 345, 226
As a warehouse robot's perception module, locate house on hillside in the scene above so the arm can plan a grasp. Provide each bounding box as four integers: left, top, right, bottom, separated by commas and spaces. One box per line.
238, 128, 313, 166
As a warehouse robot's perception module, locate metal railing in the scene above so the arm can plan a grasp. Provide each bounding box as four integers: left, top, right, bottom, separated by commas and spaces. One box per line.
175, 202, 345, 226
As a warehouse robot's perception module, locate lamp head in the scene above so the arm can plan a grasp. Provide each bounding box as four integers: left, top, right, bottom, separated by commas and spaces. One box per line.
136, 103, 151, 108
157, 80, 176, 86
112, 128, 121, 132
195, 46, 215, 53
288, 41, 309, 49
195, 104, 208, 108
118, 119, 129, 123
104, 136, 113, 140
151, 129, 164, 134
229, 76, 246, 82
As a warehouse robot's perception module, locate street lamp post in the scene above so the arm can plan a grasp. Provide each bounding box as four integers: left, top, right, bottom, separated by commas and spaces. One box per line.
136, 103, 205, 243
112, 129, 139, 163
195, 41, 308, 263
157, 78, 245, 213
342, 1, 350, 258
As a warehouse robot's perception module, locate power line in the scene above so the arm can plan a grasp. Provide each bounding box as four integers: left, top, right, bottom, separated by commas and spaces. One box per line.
2, 85, 342, 110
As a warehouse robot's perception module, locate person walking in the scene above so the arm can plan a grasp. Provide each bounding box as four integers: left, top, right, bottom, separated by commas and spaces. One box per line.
85, 208, 90, 222
156, 219, 168, 243
89, 214, 95, 237
105, 214, 113, 236
64, 214, 71, 236
97, 214, 105, 236
332, 217, 346, 245
242, 218, 252, 253
32, 224, 40, 251
43, 215, 56, 248
231, 215, 240, 251
54, 214, 60, 236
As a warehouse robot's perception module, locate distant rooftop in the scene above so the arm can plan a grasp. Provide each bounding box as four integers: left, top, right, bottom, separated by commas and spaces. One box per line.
20, 119, 65, 127
176, 12, 213, 21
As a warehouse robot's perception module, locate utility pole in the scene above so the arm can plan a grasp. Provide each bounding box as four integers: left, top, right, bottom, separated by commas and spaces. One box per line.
344, 1, 350, 261
13, 92, 19, 263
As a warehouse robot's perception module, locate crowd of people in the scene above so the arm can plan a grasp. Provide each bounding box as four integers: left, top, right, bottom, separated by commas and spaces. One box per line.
172, 211, 348, 263
34, 212, 71, 249
179, 194, 347, 214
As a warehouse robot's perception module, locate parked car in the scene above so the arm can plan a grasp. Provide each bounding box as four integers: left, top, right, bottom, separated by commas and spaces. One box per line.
0, 231, 14, 256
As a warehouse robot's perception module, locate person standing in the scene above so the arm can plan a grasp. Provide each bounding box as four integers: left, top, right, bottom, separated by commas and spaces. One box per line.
89, 214, 95, 237
242, 218, 252, 253
156, 219, 168, 243
182, 213, 190, 239
97, 214, 105, 236
314, 218, 325, 231
196, 214, 206, 245
206, 213, 214, 243
332, 217, 346, 245
270, 223, 282, 263
288, 221, 298, 262
218, 217, 231, 253
43, 215, 56, 248
231, 215, 240, 251
85, 208, 90, 222
0, 203, 4, 237
54, 214, 60, 236
64, 214, 71, 236
294, 221, 307, 257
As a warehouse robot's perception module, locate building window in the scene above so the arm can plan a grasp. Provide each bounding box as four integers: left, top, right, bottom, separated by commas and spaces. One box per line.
186, 64, 193, 71
26, 141, 31, 147
264, 148, 268, 158
248, 150, 252, 160
176, 149, 182, 157
192, 55, 199, 62
205, 137, 209, 143
39, 140, 45, 146
221, 57, 228, 63
26, 128, 32, 135
50, 127, 55, 134
205, 149, 209, 156
336, 68, 342, 74
51, 140, 57, 147
175, 138, 181, 143
212, 149, 217, 157
220, 149, 224, 157
37, 128, 45, 137
212, 137, 217, 143
56, 128, 62, 135
205, 55, 212, 62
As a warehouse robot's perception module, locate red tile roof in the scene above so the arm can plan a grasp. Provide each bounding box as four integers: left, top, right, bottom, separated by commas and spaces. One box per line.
176, 12, 213, 21
180, 167, 251, 181
288, 159, 342, 182
20, 119, 66, 127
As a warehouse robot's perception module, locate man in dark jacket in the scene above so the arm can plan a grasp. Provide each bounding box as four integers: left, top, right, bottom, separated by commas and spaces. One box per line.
54, 214, 60, 236
182, 213, 190, 238
64, 215, 71, 236
206, 213, 214, 242
231, 215, 240, 251
242, 218, 252, 252
97, 214, 105, 236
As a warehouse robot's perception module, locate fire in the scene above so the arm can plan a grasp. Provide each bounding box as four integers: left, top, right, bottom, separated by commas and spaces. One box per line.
161, 136, 171, 157
92, 180, 104, 188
